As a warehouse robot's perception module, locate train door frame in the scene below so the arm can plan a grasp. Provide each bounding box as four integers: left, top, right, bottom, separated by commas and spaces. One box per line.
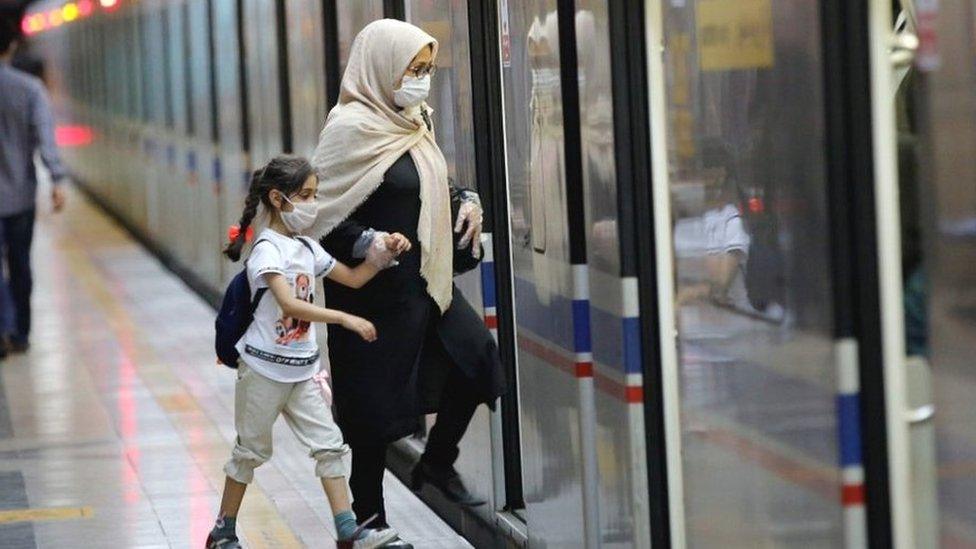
464, 0, 528, 520
820, 0, 895, 546
639, 0, 905, 546
615, 1, 682, 547
864, 0, 925, 546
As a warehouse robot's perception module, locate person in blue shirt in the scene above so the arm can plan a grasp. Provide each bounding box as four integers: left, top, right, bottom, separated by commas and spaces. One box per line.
0, 16, 69, 357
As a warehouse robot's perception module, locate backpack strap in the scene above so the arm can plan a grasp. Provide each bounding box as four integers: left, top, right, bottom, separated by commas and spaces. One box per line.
295, 236, 316, 256
251, 287, 268, 313
246, 238, 274, 312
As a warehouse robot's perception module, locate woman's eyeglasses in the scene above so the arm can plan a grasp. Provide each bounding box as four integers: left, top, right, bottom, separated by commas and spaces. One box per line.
407, 63, 437, 78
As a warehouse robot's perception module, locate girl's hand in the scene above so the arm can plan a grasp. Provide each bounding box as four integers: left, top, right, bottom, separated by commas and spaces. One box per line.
384, 233, 412, 255
341, 313, 377, 342
365, 235, 397, 268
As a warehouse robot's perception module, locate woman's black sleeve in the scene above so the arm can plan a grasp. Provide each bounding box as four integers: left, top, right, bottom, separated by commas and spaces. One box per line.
320, 218, 368, 264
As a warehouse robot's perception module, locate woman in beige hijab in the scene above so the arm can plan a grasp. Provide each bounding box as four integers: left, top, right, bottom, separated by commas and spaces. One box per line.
312, 19, 506, 539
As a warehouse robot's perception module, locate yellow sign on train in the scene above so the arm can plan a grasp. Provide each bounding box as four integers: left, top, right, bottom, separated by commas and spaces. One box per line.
696, 0, 774, 71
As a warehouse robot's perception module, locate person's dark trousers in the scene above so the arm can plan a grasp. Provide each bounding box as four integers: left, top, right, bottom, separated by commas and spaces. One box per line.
1, 209, 36, 346
421, 367, 481, 470
349, 441, 389, 527
0, 220, 15, 340
349, 369, 481, 526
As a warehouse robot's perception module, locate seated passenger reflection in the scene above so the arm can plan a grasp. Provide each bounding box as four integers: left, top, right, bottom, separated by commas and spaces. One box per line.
676, 171, 751, 308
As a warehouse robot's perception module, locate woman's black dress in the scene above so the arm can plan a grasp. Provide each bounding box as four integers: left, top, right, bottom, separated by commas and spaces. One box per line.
320, 152, 506, 447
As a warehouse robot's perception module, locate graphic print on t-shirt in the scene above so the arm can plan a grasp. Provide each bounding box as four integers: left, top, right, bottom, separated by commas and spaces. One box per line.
274, 273, 313, 345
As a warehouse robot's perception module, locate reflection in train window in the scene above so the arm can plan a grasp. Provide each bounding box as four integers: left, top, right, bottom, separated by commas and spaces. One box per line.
663, 1, 844, 545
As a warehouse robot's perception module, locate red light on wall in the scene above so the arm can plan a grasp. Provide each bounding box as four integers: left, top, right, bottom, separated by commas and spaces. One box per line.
55, 125, 95, 147
20, 16, 32, 35
78, 0, 94, 16
748, 197, 765, 215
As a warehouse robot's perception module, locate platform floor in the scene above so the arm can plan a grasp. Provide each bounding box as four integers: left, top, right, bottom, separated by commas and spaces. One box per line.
0, 188, 471, 548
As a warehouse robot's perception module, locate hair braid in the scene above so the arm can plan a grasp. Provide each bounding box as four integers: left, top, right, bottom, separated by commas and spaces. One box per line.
223, 170, 265, 262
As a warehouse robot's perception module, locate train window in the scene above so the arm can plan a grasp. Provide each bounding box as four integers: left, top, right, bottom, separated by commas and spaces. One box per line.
235, 0, 250, 152
335, 0, 383, 78
205, 0, 220, 142
126, 13, 141, 121
404, 0, 477, 191
182, 1, 195, 137
160, 7, 175, 129
284, 0, 328, 156
661, 1, 844, 545
137, 10, 151, 123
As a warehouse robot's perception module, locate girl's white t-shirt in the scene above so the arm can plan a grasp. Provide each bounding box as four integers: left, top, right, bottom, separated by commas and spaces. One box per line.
703, 204, 750, 256
235, 228, 336, 383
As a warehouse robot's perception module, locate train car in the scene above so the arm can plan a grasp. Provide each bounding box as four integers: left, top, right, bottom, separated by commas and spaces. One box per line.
19, 0, 976, 547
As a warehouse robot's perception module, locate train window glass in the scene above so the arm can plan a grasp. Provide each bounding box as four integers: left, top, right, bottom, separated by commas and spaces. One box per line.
285, 0, 328, 156
499, 0, 583, 533
160, 7, 175, 129
575, 3, 618, 276
126, 13, 141, 120
236, 0, 250, 152
138, 10, 151, 123
167, 3, 188, 134
916, 2, 976, 543
335, 0, 383, 77
182, 1, 195, 136
661, 1, 843, 545
206, 0, 220, 142
404, 0, 477, 191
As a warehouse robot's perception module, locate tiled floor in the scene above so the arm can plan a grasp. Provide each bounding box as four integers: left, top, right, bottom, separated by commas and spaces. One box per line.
0, 188, 471, 548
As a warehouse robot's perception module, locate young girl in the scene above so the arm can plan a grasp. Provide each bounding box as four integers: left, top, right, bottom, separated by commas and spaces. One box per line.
207, 155, 410, 549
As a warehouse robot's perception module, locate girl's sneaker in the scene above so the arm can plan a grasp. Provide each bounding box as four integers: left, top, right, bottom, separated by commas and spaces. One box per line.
205, 531, 241, 549
351, 528, 398, 549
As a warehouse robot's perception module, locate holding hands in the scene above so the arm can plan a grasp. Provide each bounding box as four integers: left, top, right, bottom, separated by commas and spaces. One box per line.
365, 231, 411, 268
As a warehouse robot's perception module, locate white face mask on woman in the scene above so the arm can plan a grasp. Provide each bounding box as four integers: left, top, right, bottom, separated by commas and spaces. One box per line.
394, 74, 431, 109
279, 194, 318, 233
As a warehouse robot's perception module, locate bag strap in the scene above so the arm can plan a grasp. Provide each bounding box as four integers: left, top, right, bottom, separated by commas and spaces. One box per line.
295, 236, 315, 256
250, 287, 268, 314
246, 238, 273, 312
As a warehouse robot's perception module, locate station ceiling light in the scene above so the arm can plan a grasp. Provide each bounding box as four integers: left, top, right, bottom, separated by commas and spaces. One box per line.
21, 0, 120, 36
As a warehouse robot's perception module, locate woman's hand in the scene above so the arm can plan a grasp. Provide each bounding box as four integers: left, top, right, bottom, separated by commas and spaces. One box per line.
384, 232, 412, 255
365, 233, 398, 268
340, 313, 377, 342
455, 200, 483, 258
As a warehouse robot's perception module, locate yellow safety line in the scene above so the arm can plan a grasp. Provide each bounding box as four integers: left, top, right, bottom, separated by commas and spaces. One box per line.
58, 199, 302, 548
0, 506, 94, 524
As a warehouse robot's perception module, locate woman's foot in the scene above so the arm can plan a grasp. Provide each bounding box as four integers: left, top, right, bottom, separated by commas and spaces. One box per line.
410, 461, 486, 506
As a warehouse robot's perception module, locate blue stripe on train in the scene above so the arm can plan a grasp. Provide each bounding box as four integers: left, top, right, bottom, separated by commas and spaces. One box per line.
572, 299, 591, 354
513, 275, 636, 374
480, 261, 497, 309
837, 393, 862, 467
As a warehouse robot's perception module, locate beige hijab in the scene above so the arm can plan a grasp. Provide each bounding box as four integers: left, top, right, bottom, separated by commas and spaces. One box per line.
311, 19, 453, 312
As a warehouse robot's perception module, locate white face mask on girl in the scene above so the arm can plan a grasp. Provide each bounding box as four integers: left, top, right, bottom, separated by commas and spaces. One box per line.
394, 74, 431, 109
279, 194, 318, 233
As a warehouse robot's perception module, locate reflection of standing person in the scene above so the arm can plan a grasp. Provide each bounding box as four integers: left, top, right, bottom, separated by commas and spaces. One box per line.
312, 20, 506, 541
0, 19, 68, 357
526, 12, 570, 304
